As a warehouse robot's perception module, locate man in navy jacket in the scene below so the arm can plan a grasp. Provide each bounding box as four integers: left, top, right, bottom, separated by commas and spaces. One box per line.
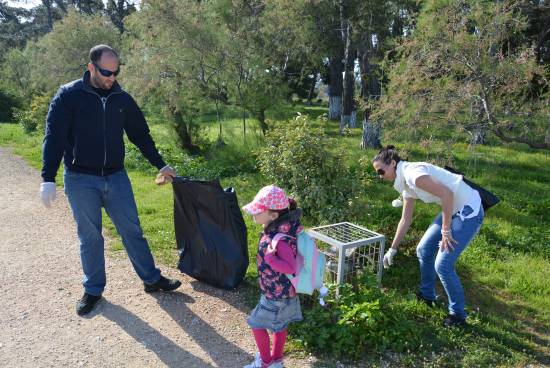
40, 44, 181, 316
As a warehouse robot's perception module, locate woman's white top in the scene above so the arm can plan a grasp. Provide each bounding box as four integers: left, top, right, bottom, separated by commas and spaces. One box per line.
393, 161, 481, 220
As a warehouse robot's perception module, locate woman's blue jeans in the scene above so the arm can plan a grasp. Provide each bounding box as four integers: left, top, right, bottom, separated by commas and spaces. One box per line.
416, 205, 484, 319
64, 169, 161, 296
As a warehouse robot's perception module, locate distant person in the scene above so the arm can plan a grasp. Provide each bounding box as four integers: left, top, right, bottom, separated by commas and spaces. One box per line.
372, 145, 484, 327
242, 185, 304, 368
40, 44, 181, 316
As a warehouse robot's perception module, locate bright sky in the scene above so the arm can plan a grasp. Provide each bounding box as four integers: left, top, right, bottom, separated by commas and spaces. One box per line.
6, 1, 129, 9
6, 1, 141, 11
6, 0, 41, 9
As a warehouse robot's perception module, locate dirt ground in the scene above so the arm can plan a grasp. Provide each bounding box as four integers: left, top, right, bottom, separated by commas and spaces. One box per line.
0, 147, 318, 368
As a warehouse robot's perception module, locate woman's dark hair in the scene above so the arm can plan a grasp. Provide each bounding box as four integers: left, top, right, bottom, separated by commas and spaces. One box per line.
89, 44, 118, 64
372, 145, 402, 164
269, 198, 297, 216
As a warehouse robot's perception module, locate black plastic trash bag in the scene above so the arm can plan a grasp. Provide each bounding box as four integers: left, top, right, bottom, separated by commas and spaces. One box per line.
172, 177, 248, 289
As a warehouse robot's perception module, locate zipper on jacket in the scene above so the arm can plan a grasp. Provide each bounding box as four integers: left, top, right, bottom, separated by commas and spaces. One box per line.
101, 97, 107, 176
83, 88, 122, 176
99, 92, 122, 175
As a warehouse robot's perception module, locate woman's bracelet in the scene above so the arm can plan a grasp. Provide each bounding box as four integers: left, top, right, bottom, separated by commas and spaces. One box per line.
441, 228, 452, 236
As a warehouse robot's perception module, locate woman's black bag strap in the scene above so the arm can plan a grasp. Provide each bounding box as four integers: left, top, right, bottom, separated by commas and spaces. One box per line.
444, 166, 500, 211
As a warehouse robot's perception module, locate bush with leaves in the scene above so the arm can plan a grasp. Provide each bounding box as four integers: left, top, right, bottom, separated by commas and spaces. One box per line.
290, 275, 424, 359
125, 142, 257, 180
257, 115, 360, 223
14, 93, 52, 134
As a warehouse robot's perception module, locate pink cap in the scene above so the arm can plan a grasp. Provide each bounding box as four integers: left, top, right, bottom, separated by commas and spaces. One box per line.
242, 185, 290, 215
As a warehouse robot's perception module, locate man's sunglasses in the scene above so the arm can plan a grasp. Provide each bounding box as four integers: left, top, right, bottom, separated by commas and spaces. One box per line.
93, 62, 120, 77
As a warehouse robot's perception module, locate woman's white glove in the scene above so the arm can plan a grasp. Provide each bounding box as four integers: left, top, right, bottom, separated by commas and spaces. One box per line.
392, 198, 403, 207
383, 248, 398, 268
40, 182, 56, 208
318, 285, 328, 306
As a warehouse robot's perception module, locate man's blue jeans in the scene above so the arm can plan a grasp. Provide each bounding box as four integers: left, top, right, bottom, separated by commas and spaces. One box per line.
416, 205, 484, 319
64, 169, 161, 296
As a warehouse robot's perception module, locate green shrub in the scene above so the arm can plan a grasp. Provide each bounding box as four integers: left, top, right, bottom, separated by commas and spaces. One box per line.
125, 142, 256, 180
14, 93, 52, 134
257, 115, 360, 223
290, 275, 423, 359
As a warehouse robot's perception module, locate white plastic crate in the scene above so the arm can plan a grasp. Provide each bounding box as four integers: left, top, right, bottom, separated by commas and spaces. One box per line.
307, 222, 385, 286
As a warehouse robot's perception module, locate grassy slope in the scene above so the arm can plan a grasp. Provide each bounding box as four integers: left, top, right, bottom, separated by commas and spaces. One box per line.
1, 108, 548, 367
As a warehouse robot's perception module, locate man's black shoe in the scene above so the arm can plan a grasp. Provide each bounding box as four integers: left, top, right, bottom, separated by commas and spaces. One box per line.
76, 293, 102, 316
415, 291, 435, 308
443, 314, 467, 328
144, 276, 182, 293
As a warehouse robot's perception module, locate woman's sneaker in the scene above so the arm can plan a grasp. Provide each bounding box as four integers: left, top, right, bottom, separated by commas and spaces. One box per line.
415, 291, 435, 308
443, 314, 467, 328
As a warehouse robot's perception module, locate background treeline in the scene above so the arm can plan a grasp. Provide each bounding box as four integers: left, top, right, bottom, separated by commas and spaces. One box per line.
1, 0, 548, 150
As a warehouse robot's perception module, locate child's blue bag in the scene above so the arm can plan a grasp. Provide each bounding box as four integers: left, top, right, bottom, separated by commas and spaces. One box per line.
272, 231, 326, 295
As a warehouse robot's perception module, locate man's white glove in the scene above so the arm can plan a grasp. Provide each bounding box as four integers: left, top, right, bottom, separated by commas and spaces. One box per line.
383, 248, 398, 269
40, 182, 56, 208
155, 165, 177, 185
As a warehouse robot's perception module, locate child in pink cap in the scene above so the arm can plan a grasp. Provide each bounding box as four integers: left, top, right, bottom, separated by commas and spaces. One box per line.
242, 185, 304, 368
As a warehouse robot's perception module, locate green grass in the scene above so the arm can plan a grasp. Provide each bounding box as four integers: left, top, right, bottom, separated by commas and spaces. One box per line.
0, 123, 44, 170
1, 109, 549, 367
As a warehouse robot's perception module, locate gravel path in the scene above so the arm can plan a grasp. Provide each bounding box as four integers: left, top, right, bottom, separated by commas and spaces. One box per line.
0, 147, 316, 368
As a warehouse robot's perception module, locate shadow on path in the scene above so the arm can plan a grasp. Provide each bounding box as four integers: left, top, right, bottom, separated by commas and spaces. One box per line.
149, 290, 251, 367
188, 278, 257, 314
99, 296, 215, 368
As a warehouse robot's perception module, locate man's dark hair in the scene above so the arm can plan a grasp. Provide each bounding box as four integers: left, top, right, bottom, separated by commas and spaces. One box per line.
89, 45, 118, 64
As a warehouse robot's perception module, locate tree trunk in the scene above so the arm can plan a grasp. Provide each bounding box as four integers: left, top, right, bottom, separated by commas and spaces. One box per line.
471, 125, 487, 145
242, 107, 247, 143
171, 109, 199, 154
215, 99, 225, 146
258, 109, 268, 135
349, 110, 357, 128
328, 52, 344, 121
480, 88, 549, 149
306, 71, 317, 106
361, 111, 381, 149
53, 0, 66, 13
107, 0, 126, 33
340, 33, 355, 133
42, 0, 53, 31
358, 42, 381, 148
329, 96, 342, 121
535, 22, 550, 64
235, 78, 247, 143
341, 68, 355, 131
470, 102, 487, 145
